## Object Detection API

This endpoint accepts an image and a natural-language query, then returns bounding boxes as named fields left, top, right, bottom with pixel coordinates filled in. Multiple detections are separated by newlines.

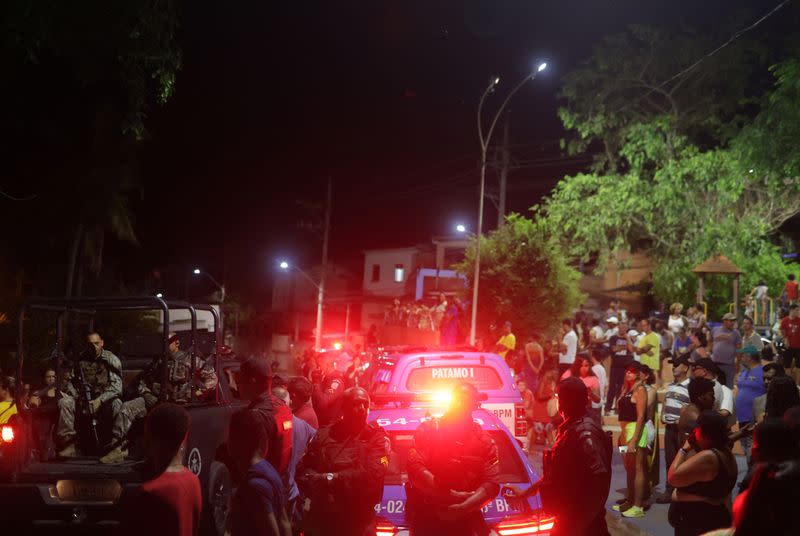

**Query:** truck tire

left=203, top=461, right=232, bottom=536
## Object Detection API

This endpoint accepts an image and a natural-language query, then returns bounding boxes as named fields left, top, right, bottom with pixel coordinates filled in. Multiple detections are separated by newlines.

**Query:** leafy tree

left=0, top=1, right=181, bottom=297
left=455, top=214, right=584, bottom=338
left=540, top=21, right=800, bottom=315
left=558, top=23, right=765, bottom=172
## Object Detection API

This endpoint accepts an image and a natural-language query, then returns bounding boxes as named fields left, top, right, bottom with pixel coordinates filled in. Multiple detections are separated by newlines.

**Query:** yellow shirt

left=638, top=332, right=661, bottom=370
left=497, top=333, right=517, bottom=359
left=0, top=401, right=17, bottom=424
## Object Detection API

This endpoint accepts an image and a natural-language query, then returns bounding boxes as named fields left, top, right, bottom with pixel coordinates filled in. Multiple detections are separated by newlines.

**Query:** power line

left=660, top=0, right=792, bottom=89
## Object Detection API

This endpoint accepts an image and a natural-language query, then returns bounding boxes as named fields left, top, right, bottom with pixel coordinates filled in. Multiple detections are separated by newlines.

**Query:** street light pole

left=193, top=268, right=226, bottom=303
left=316, top=178, right=332, bottom=353
left=280, top=263, right=324, bottom=350
left=469, top=64, right=547, bottom=347
left=278, top=180, right=332, bottom=353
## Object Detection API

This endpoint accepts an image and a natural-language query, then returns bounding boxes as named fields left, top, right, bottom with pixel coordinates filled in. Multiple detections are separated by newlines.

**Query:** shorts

left=783, top=348, right=800, bottom=368
left=624, top=421, right=653, bottom=450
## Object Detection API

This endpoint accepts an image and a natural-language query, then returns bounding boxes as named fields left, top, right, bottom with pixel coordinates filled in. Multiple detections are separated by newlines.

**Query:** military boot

left=58, top=442, right=77, bottom=458
left=99, top=444, right=128, bottom=464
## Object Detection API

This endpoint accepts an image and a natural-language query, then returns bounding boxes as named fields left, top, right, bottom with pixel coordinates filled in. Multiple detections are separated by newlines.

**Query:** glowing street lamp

left=155, top=293, right=164, bottom=298
left=470, top=61, right=548, bottom=346
left=455, top=223, right=467, bottom=233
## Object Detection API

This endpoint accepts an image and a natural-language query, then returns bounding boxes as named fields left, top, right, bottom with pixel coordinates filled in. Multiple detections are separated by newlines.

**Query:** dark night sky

left=129, top=0, right=775, bottom=303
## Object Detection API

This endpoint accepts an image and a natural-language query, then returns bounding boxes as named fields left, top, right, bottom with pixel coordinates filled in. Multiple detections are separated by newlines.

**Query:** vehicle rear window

left=385, top=431, right=528, bottom=485
left=405, top=366, right=504, bottom=391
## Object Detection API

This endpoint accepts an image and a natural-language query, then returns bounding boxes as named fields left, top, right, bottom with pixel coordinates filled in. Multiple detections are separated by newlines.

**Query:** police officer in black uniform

left=406, top=382, right=500, bottom=536
left=507, top=376, right=612, bottom=536
left=296, top=387, right=389, bottom=536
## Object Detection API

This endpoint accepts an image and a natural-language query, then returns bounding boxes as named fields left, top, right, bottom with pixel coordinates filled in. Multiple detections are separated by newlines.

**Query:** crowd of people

left=4, top=280, right=799, bottom=535
left=383, top=294, right=465, bottom=345
left=494, top=289, right=800, bottom=535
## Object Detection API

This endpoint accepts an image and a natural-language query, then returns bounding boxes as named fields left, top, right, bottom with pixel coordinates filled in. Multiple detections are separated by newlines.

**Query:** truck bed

left=18, top=458, right=143, bottom=484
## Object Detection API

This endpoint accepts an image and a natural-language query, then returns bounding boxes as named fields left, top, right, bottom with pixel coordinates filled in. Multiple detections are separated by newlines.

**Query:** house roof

left=691, top=255, right=743, bottom=275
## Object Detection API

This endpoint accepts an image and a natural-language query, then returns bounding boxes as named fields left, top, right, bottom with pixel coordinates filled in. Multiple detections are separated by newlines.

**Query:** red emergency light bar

left=370, top=392, right=488, bottom=406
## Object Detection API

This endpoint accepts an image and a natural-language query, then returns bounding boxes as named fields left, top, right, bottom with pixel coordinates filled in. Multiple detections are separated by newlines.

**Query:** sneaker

left=612, top=502, right=631, bottom=512
left=622, top=505, right=646, bottom=518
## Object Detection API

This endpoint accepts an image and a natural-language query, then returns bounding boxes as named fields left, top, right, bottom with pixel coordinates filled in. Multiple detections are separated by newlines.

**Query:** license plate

left=55, top=480, right=122, bottom=503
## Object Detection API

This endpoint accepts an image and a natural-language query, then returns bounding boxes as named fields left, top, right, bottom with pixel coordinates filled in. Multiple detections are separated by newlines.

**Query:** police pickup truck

left=0, top=297, right=242, bottom=533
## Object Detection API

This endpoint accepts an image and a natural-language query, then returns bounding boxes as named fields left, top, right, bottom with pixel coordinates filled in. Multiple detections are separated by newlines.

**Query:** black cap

left=240, top=358, right=271, bottom=382
left=669, top=355, right=691, bottom=368
left=692, top=357, right=718, bottom=375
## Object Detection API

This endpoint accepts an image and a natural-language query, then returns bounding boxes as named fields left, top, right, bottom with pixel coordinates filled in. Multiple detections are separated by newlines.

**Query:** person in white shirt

left=601, top=317, right=619, bottom=391
left=692, top=358, right=735, bottom=425
left=589, top=352, right=608, bottom=417
left=559, top=318, right=578, bottom=376
left=604, top=317, right=619, bottom=341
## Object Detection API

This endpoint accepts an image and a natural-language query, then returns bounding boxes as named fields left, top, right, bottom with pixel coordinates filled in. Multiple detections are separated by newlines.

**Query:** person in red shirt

left=785, top=274, right=799, bottom=305
left=516, top=377, right=534, bottom=450
left=288, top=376, right=319, bottom=429
left=780, top=304, right=800, bottom=384
left=122, top=403, right=202, bottom=536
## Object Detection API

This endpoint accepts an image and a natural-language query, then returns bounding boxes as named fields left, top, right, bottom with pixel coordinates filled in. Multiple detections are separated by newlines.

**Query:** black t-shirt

left=609, top=335, right=632, bottom=368
left=541, top=417, right=611, bottom=534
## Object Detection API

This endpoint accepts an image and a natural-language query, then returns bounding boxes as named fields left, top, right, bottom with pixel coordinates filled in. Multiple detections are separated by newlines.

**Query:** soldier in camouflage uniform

left=56, top=332, right=123, bottom=458
left=165, top=333, right=218, bottom=403
left=100, top=333, right=218, bottom=463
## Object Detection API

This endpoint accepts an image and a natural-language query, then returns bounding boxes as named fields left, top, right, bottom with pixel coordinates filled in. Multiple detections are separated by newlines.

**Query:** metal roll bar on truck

left=2, top=296, right=236, bottom=534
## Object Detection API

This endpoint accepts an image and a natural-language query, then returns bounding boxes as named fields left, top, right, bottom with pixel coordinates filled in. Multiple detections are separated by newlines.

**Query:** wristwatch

left=324, top=472, right=335, bottom=482
left=680, top=447, right=691, bottom=455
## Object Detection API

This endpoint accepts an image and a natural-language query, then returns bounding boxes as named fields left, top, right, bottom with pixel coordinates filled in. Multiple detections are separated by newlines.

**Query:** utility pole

left=497, top=114, right=510, bottom=228
left=315, top=177, right=332, bottom=352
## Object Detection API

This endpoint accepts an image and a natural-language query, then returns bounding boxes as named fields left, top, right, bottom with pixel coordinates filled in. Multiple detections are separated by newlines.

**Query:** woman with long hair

left=691, top=329, right=710, bottom=360
left=668, top=303, right=687, bottom=335
left=667, top=411, right=738, bottom=536
left=561, top=355, right=601, bottom=422
left=613, top=362, right=649, bottom=518
left=730, top=461, right=800, bottom=536
left=529, top=368, right=558, bottom=446
left=764, top=375, right=800, bottom=419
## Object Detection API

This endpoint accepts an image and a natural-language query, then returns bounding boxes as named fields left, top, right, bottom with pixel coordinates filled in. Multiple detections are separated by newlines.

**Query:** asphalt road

left=527, top=446, right=748, bottom=536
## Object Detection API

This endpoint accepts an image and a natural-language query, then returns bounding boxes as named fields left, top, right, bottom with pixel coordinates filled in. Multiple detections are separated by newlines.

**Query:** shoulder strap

left=709, top=448, right=726, bottom=477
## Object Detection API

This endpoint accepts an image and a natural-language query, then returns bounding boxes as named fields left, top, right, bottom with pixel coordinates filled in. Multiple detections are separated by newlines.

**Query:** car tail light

left=496, top=513, right=556, bottom=535
left=0, top=424, right=14, bottom=444
left=374, top=517, right=398, bottom=536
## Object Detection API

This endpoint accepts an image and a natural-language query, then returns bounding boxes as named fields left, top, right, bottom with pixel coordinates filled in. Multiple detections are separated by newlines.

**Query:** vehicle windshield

left=384, top=430, right=528, bottom=485
left=405, top=365, right=504, bottom=391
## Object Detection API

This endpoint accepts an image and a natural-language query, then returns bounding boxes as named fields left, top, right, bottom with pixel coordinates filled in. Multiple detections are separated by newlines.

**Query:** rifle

left=75, top=358, right=100, bottom=447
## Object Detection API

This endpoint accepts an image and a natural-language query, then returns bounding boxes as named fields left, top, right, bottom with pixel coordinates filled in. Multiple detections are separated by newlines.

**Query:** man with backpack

left=239, top=358, right=294, bottom=476
left=508, top=377, right=613, bottom=536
